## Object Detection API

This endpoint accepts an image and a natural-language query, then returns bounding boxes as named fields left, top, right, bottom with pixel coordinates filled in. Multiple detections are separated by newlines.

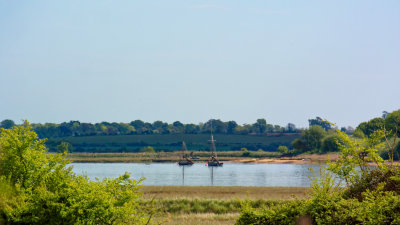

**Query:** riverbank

left=141, top=186, right=310, bottom=200
left=140, top=186, right=310, bottom=225
left=66, top=151, right=338, bottom=164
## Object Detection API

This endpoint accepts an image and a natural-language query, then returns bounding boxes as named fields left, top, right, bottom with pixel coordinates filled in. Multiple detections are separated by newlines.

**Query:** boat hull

left=207, top=161, right=223, bottom=167
left=178, top=161, right=194, bottom=166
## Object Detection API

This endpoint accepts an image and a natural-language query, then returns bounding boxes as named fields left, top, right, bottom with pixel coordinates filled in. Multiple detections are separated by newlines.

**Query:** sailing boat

left=178, top=132, right=194, bottom=166
left=207, top=120, right=223, bottom=167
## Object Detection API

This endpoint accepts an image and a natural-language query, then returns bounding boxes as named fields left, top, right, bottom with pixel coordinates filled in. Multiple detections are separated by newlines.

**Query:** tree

left=302, top=125, right=327, bottom=151
left=356, top=117, right=385, bottom=137
left=308, top=117, right=331, bottom=131
left=252, top=119, right=267, bottom=134
left=202, top=119, right=227, bottom=133
left=173, top=121, right=184, bottom=128
left=291, top=138, right=307, bottom=152
left=234, top=125, right=250, bottom=135
left=0, top=119, right=15, bottom=129
left=57, top=141, right=73, bottom=153
left=321, top=134, right=342, bottom=153
left=184, top=123, right=199, bottom=134
left=140, top=146, right=155, bottom=153
left=241, top=148, right=251, bottom=157
left=226, top=121, right=238, bottom=134
left=277, top=146, right=289, bottom=154
left=382, top=111, right=389, bottom=119
left=385, top=109, right=400, bottom=137
left=286, top=123, right=296, bottom=133
left=0, top=122, right=153, bottom=224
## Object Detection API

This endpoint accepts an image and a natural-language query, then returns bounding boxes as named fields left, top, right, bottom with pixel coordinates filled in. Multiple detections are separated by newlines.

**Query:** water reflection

left=71, top=163, right=322, bottom=187
left=210, top=167, right=214, bottom=186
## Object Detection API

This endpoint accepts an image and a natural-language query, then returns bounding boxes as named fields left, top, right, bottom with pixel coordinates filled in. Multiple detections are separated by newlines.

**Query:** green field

left=66, top=151, right=281, bottom=162
left=50, top=133, right=299, bottom=153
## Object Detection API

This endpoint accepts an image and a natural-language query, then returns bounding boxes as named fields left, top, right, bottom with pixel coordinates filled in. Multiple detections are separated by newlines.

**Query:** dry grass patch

left=141, top=186, right=310, bottom=200
left=155, top=213, right=239, bottom=225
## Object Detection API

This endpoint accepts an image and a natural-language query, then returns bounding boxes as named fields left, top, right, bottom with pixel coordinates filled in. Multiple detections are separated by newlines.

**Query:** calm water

left=71, top=163, right=322, bottom=187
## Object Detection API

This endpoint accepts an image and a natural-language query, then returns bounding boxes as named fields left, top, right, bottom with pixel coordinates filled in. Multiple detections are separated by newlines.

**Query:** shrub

left=237, top=128, right=400, bottom=224
left=0, top=122, right=153, bottom=224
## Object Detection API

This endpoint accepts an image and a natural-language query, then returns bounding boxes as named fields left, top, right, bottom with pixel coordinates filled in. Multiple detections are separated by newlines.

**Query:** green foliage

left=0, top=119, right=15, bottom=129
left=321, top=134, right=342, bottom=153
left=302, top=125, right=327, bottom=151
left=277, top=146, right=289, bottom=154
left=140, top=146, right=155, bottom=153
left=327, top=130, right=385, bottom=186
left=289, top=125, right=328, bottom=154
left=385, top=109, right=400, bottom=137
left=241, top=148, right=251, bottom=157
left=352, top=128, right=365, bottom=138
left=57, top=141, right=73, bottom=153
left=237, top=127, right=400, bottom=224
left=291, top=138, right=307, bottom=152
left=308, top=117, right=332, bottom=131
left=356, top=117, right=385, bottom=137
left=0, top=122, right=153, bottom=224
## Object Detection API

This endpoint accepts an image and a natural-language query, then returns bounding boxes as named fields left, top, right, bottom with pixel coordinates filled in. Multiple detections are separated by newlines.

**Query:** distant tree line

left=0, top=119, right=301, bottom=139
left=286, top=110, right=400, bottom=155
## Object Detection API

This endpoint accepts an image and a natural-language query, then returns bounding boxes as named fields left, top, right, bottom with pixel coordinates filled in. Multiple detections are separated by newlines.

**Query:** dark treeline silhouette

left=0, top=119, right=301, bottom=139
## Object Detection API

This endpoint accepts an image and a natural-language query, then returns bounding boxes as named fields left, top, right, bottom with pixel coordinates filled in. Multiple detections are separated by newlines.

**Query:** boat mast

left=210, top=120, right=217, bottom=158
left=181, top=127, right=186, bottom=159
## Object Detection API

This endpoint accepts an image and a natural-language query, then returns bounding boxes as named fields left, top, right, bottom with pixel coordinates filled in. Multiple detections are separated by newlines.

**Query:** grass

left=140, top=186, right=310, bottom=224
left=154, top=213, right=239, bottom=225
left=141, top=186, right=310, bottom=200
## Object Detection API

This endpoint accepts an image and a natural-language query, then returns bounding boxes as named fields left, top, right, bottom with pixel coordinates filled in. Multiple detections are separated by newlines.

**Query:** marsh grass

left=141, top=186, right=310, bottom=200
left=139, top=186, right=309, bottom=224
left=139, top=185, right=310, bottom=224
left=154, top=213, right=239, bottom=225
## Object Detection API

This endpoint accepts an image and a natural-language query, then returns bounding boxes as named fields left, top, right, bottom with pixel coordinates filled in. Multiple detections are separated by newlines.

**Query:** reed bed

left=141, top=186, right=310, bottom=200
left=154, top=213, right=239, bottom=225
left=142, top=186, right=310, bottom=224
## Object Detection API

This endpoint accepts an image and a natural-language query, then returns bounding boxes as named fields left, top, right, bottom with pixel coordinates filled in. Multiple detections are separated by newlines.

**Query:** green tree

left=173, top=121, right=184, bottom=128
left=302, top=125, right=327, bottom=151
left=140, top=146, right=155, bottom=153
left=0, top=119, right=15, bottom=129
left=321, top=134, right=342, bottom=153
left=291, top=138, right=307, bottom=152
left=0, top=122, right=153, bottom=224
left=252, top=119, right=267, bottom=134
left=385, top=109, right=400, bottom=137
left=57, top=141, right=73, bottom=153
left=234, top=124, right=251, bottom=135
left=241, top=148, right=251, bottom=157
left=356, top=117, right=385, bottom=137
left=226, top=121, right=238, bottom=134
left=277, top=146, right=289, bottom=154
left=308, top=117, right=331, bottom=131
left=286, top=123, right=296, bottom=133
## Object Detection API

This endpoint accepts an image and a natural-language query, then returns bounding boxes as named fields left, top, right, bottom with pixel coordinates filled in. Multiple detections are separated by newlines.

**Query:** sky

left=0, top=0, right=399, bottom=128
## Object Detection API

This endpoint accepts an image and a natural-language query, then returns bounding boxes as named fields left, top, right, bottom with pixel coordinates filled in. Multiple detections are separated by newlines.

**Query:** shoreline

left=67, top=152, right=339, bottom=164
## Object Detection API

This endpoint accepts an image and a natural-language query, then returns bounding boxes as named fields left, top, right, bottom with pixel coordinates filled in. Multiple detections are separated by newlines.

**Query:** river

left=71, top=162, right=323, bottom=187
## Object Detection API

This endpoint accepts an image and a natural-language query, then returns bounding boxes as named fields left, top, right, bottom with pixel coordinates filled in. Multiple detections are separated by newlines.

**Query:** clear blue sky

left=1, top=0, right=399, bottom=128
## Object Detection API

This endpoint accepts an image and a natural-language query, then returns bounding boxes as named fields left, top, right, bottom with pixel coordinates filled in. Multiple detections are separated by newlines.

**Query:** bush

left=237, top=129, right=400, bottom=224
left=241, top=148, right=251, bottom=157
left=0, top=122, right=154, bottom=224
left=321, top=134, right=342, bottom=153
left=277, top=146, right=289, bottom=154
